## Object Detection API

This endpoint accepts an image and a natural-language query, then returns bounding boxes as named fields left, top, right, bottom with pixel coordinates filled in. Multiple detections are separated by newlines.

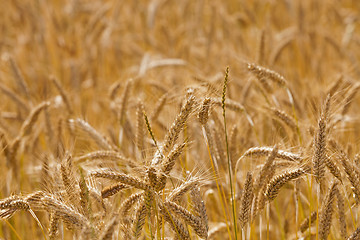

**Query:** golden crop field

left=0, top=0, right=360, bottom=239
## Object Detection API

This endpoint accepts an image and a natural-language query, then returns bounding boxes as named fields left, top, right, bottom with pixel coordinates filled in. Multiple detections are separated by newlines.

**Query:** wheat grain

left=300, top=211, right=317, bottom=233
left=167, top=177, right=199, bottom=202
left=190, top=185, right=208, bottom=232
left=163, top=95, right=195, bottom=154
left=239, top=172, right=253, bottom=228
left=270, top=108, right=297, bottom=131
left=165, top=200, right=208, bottom=238
left=240, top=146, right=302, bottom=162
left=348, top=227, right=360, bottom=240
left=247, top=63, right=287, bottom=87
left=159, top=204, right=190, bottom=240
left=101, top=183, right=128, bottom=198
left=265, top=167, right=306, bottom=201
left=335, top=187, right=347, bottom=239
left=133, top=202, right=147, bottom=238
left=318, top=181, right=337, bottom=240
left=254, top=145, right=278, bottom=191
left=198, top=97, right=211, bottom=125
left=61, top=153, right=79, bottom=207
left=135, top=101, right=145, bottom=159
left=337, top=152, right=360, bottom=203
left=120, top=192, right=144, bottom=222
left=118, top=79, right=133, bottom=125
left=90, top=170, right=151, bottom=191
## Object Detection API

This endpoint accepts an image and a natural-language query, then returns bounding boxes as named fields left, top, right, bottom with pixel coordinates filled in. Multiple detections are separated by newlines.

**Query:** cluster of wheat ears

left=1, top=0, right=360, bottom=239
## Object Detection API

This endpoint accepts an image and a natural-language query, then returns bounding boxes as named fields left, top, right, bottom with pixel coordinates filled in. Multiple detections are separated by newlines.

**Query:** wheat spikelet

left=118, top=79, right=133, bottom=124
left=300, top=211, right=317, bottom=233
left=90, top=170, right=151, bottom=191
left=270, top=107, right=297, bottom=131
left=163, top=95, right=195, bottom=154
left=159, top=204, right=190, bottom=240
left=143, top=189, right=153, bottom=214
left=348, top=227, right=360, bottom=240
left=101, top=183, right=128, bottom=198
left=165, top=200, right=208, bottom=239
left=338, top=152, right=360, bottom=203
left=0, top=197, right=29, bottom=219
left=212, top=127, right=226, bottom=167
left=60, top=153, right=79, bottom=207
left=335, top=187, right=347, bottom=239
left=162, top=142, right=186, bottom=175
left=247, top=63, right=287, bottom=87
left=241, top=146, right=302, bottom=162
left=318, top=181, right=338, bottom=240
left=79, top=172, right=91, bottom=217
left=239, top=172, right=254, bottom=229
left=143, top=109, right=160, bottom=154
left=264, top=167, right=306, bottom=201
left=135, top=101, right=145, bottom=159
left=313, top=115, right=327, bottom=184
left=211, top=97, right=245, bottom=113
left=190, top=185, right=208, bottom=233
left=49, top=212, right=60, bottom=240
left=41, top=194, right=93, bottom=233
left=229, top=125, right=238, bottom=162
left=119, top=192, right=144, bottom=223
left=157, top=142, right=186, bottom=190
left=202, top=123, right=219, bottom=171
left=167, top=177, right=199, bottom=202
left=56, top=118, right=65, bottom=158
left=324, top=155, right=342, bottom=183
left=252, top=174, right=274, bottom=220
left=254, top=145, right=278, bottom=191
left=147, top=167, right=158, bottom=189
left=198, top=97, right=211, bottom=125
left=0, top=192, right=44, bottom=218
left=119, top=222, right=133, bottom=239
left=133, top=202, right=147, bottom=239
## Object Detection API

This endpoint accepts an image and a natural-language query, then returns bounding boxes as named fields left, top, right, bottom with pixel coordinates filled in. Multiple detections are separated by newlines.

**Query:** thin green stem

left=222, top=66, right=238, bottom=239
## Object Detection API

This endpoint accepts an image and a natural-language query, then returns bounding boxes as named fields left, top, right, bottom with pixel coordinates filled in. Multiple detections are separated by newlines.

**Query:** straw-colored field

left=0, top=0, right=360, bottom=239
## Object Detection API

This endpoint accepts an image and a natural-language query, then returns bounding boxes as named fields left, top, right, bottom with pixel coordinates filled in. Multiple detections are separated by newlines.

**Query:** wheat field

left=0, top=0, right=360, bottom=239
